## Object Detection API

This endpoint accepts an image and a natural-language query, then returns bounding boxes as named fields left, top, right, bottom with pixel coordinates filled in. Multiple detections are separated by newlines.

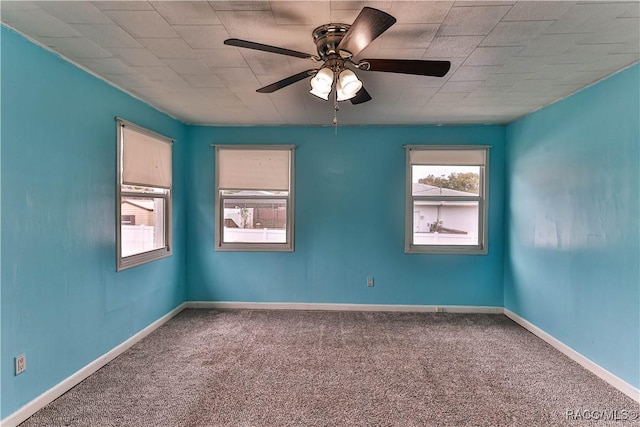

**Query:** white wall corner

left=504, top=308, right=640, bottom=403
left=1, top=303, right=188, bottom=427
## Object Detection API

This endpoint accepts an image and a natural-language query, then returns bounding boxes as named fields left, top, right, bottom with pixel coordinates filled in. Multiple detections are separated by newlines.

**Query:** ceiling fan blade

left=224, top=38, right=315, bottom=60
left=350, top=87, right=372, bottom=105
left=337, top=7, right=396, bottom=58
left=256, top=70, right=317, bottom=93
left=360, top=59, right=451, bottom=77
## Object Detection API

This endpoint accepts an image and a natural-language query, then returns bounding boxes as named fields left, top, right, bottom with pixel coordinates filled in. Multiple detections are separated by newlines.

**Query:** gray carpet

left=20, top=309, right=639, bottom=426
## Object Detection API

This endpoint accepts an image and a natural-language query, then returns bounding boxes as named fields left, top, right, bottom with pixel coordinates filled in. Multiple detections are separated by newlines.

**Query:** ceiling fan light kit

left=224, top=6, right=452, bottom=121
left=309, top=67, right=363, bottom=102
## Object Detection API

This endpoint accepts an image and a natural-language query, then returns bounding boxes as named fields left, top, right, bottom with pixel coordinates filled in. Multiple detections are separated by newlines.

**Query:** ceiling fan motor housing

left=313, top=24, right=351, bottom=60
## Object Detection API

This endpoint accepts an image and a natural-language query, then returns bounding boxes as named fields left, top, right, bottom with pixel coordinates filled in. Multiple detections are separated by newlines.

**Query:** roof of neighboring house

left=412, top=183, right=477, bottom=197
left=122, top=200, right=154, bottom=211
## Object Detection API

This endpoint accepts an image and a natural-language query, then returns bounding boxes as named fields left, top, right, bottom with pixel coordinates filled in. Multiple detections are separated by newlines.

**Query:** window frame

left=214, top=145, right=295, bottom=252
left=405, top=145, right=490, bottom=255
left=116, top=118, right=173, bottom=271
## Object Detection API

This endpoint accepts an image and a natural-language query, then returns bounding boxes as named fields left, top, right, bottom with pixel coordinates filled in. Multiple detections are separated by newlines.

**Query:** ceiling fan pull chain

left=333, top=70, right=340, bottom=133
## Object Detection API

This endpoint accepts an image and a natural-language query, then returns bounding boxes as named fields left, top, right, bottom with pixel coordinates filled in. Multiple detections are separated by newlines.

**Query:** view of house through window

left=406, top=147, right=488, bottom=254
left=215, top=146, right=294, bottom=251
left=412, top=165, right=480, bottom=246
left=221, top=192, right=287, bottom=243
left=120, top=190, right=167, bottom=257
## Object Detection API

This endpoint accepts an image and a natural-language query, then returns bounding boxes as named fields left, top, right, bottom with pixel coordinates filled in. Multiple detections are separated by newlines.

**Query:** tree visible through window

left=418, top=172, right=479, bottom=193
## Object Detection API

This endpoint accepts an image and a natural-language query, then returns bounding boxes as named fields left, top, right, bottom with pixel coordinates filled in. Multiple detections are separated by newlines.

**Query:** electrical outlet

left=15, top=354, right=26, bottom=375
left=367, top=277, right=374, bottom=287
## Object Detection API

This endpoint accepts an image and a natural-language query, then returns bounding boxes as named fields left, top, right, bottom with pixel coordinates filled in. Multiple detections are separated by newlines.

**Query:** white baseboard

left=187, top=301, right=504, bottom=314
left=1, top=303, right=188, bottom=427
left=504, top=309, right=640, bottom=403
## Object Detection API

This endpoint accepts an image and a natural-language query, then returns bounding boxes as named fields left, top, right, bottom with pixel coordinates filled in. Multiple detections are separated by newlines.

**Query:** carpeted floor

left=20, top=309, right=639, bottom=426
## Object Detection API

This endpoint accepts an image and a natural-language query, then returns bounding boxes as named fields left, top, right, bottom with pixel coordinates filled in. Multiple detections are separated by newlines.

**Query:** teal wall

left=1, top=27, right=187, bottom=418
left=186, top=125, right=506, bottom=306
left=504, top=63, right=640, bottom=389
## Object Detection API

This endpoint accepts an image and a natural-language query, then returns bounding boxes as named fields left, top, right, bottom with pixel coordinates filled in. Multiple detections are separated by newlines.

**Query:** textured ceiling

left=2, top=1, right=639, bottom=125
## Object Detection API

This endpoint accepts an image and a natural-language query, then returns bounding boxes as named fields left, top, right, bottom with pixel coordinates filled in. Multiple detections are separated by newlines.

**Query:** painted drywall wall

left=505, top=64, right=640, bottom=389
left=186, top=125, right=506, bottom=306
left=1, top=26, right=187, bottom=418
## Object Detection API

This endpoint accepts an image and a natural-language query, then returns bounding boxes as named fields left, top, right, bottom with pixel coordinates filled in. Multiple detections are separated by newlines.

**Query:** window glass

left=412, top=166, right=480, bottom=196
left=120, top=195, right=167, bottom=257
left=222, top=198, right=288, bottom=243
left=412, top=201, right=479, bottom=246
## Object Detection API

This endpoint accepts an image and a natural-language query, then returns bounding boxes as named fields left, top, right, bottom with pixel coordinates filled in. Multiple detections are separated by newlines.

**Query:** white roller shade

left=122, top=125, right=172, bottom=188
left=218, top=148, right=290, bottom=191
left=410, top=148, right=486, bottom=166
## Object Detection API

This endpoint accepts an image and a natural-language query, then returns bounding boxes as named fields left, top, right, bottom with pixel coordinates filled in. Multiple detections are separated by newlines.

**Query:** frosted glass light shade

left=336, top=69, right=362, bottom=101
left=310, top=87, right=330, bottom=100
left=309, top=68, right=333, bottom=100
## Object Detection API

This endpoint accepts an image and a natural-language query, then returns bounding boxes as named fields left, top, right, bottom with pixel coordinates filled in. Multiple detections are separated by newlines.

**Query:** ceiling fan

left=224, top=7, right=451, bottom=105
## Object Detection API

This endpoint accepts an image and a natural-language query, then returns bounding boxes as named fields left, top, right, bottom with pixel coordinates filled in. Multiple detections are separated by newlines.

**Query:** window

left=215, top=145, right=294, bottom=251
left=405, top=146, right=489, bottom=254
left=116, top=118, right=172, bottom=270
